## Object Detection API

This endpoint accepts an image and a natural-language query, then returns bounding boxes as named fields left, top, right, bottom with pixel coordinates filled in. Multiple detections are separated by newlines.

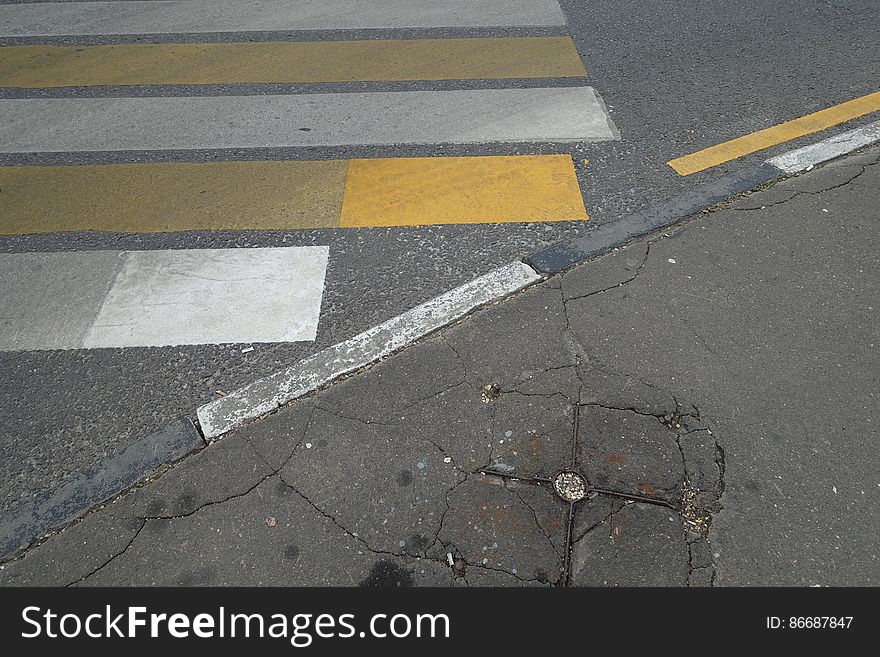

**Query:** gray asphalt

left=1, top=0, right=878, bottom=517
left=3, top=148, right=876, bottom=584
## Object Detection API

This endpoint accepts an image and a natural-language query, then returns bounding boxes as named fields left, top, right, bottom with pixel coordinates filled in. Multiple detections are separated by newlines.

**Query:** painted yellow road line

left=0, top=37, right=586, bottom=88
left=0, top=161, right=348, bottom=234
left=1, top=155, right=588, bottom=235
left=339, top=154, right=587, bottom=228
left=668, top=91, right=880, bottom=176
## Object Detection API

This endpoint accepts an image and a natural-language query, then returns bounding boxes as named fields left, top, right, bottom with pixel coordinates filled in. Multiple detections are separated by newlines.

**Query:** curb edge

left=4, top=120, right=877, bottom=562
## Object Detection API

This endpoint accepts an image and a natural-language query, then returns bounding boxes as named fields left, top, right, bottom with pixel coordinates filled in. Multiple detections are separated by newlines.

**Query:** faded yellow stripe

left=0, top=37, right=586, bottom=87
left=1, top=155, right=589, bottom=235
left=339, top=154, right=587, bottom=228
left=668, top=91, right=880, bottom=176
left=0, top=161, right=347, bottom=235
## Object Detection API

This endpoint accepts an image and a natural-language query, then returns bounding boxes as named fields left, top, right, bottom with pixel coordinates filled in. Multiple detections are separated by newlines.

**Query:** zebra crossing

left=0, top=87, right=614, bottom=151
left=0, top=0, right=617, bottom=350
left=0, top=0, right=567, bottom=35
left=1, top=155, right=588, bottom=235
left=0, top=247, right=329, bottom=350
left=0, top=36, right=586, bottom=86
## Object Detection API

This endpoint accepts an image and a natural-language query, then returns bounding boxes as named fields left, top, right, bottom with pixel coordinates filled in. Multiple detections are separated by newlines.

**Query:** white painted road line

left=197, top=260, right=542, bottom=438
left=0, top=87, right=617, bottom=153
left=0, top=0, right=565, bottom=37
left=0, top=247, right=329, bottom=350
left=766, top=120, right=880, bottom=173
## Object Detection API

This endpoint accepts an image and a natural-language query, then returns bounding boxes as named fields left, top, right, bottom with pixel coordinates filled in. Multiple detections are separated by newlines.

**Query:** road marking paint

left=0, top=87, right=616, bottom=153
left=0, top=161, right=347, bottom=235
left=197, top=260, right=542, bottom=438
left=0, top=0, right=566, bottom=37
left=0, top=251, right=123, bottom=350
left=1, top=155, right=588, bottom=235
left=340, top=154, right=587, bottom=227
left=0, top=37, right=586, bottom=87
left=0, top=247, right=329, bottom=350
left=668, top=91, right=880, bottom=175
left=767, top=119, right=880, bottom=173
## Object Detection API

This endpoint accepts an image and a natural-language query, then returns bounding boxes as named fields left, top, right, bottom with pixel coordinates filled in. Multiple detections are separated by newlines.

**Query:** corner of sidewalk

left=2, top=143, right=877, bottom=586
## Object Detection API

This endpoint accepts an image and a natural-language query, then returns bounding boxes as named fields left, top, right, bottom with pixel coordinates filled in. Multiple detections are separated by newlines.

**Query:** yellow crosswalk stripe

left=0, top=155, right=587, bottom=235
left=668, top=91, right=880, bottom=175
left=0, top=37, right=586, bottom=87
left=0, top=161, right=348, bottom=234
left=339, top=155, right=587, bottom=227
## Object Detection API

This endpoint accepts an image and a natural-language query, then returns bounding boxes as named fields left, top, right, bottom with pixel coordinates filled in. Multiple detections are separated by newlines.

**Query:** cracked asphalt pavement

left=2, top=147, right=878, bottom=586
left=4, top=0, right=879, bottom=523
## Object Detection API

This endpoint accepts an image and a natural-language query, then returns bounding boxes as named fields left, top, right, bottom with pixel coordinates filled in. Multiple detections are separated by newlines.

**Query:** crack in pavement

left=501, top=479, right=565, bottom=562
left=244, top=422, right=471, bottom=571
left=140, top=473, right=276, bottom=523
left=312, top=404, right=401, bottom=428
left=64, top=518, right=146, bottom=588
left=561, top=242, right=653, bottom=304
left=714, top=438, right=727, bottom=502
left=438, top=334, right=470, bottom=383
left=675, top=314, right=725, bottom=361
left=556, top=246, right=660, bottom=386
left=580, top=401, right=702, bottom=432
left=419, top=436, right=470, bottom=476
left=731, top=161, right=876, bottom=212
left=427, top=475, right=471, bottom=557
left=278, top=473, right=408, bottom=560
left=280, top=471, right=537, bottom=585
left=68, top=468, right=277, bottom=585
left=238, top=400, right=318, bottom=474
left=572, top=500, right=619, bottom=544
left=504, top=364, right=581, bottom=400
left=495, top=388, right=575, bottom=403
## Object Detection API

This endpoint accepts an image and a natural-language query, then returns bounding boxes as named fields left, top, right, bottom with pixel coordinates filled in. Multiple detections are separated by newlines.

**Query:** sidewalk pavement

left=2, top=147, right=878, bottom=587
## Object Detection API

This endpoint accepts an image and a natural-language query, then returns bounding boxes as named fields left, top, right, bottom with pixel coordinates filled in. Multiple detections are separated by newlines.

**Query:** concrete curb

left=530, top=118, right=880, bottom=274
left=3, top=120, right=877, bottom=562
left=527, top=162, right=780, bottom=273
left=767, top=119, right=880, bottom=173
left=197, top=260, right=542, bottom=438
left=0, top=418, right=203, bottom=560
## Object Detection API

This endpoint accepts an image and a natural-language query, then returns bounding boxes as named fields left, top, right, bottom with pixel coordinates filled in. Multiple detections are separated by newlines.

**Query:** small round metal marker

left=554, top=471, right=588, bottom=502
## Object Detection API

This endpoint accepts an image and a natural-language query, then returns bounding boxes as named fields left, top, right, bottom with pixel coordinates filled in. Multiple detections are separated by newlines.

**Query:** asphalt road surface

left=1, top=0, right=878, bottom=515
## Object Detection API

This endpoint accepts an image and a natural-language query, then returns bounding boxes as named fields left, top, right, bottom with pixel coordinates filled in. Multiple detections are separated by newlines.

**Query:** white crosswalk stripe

left=0, top=0, right=566, bottom=36
left=0, top=1, right=614, bottom=351
left=0, top=88, right=615, bottom=153
left=0, top=248, right=330, bottom=349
